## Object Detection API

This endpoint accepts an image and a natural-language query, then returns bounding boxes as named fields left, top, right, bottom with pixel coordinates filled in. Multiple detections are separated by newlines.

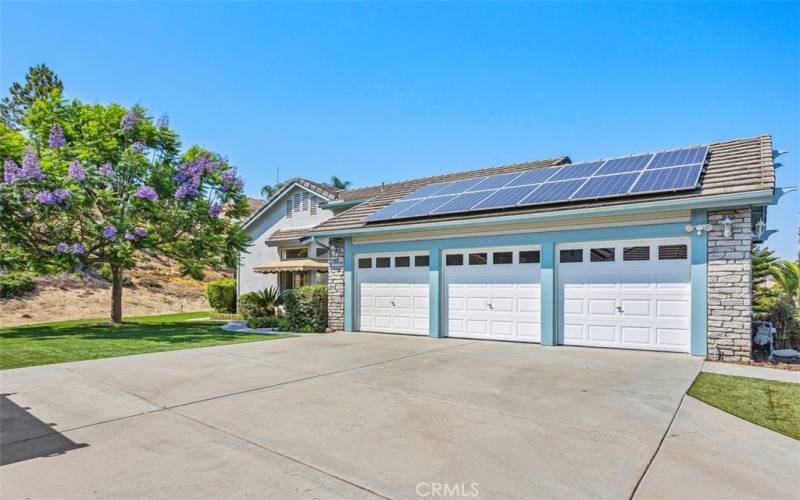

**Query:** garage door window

left=559, top=249, right=583, bottom=263
left=469, top=253, right=488, bottom=265
left=395, top=256, right=410, bottom=267
left=376, top=257, right=391, bottom=268
left=493, top=251, right=513, bottom=264
left=415, top=255, right=429, bottom=267
left=590, top=248, right=615, bottom=262
left=446, top=254, right=464, bottom=266
left=358, top=258, right=372, bottom=269
left=658, top=244, right=688, bottom=260
left=623, top=246, right=650, bottom=261
left=519, top=250, right=540, bottom=264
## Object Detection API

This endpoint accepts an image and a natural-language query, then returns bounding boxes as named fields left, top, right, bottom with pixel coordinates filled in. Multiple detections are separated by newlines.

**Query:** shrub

left=238, top=287, right=284, bottom=320
left=247, top=315, right=280, bottom=329
left=0, top=272, right=36, bottom=299
left=283, top=284, right=327, bottom=333
left=207, top=279, right=236, bottom=313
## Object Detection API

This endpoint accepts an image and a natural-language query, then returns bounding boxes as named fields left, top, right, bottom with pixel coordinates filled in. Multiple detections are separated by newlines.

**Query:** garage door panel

left=445, top=246, right=542, bottom=343
left=558, top=239, right=690, bottom=353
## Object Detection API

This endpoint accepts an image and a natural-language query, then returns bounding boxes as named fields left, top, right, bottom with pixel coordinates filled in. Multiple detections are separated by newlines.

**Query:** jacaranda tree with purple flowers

left=0, top=93, right=249, bottom=323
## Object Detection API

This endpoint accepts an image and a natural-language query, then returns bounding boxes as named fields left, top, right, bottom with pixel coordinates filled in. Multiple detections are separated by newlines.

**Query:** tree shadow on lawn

left=0, top=321, right=261, bottom=345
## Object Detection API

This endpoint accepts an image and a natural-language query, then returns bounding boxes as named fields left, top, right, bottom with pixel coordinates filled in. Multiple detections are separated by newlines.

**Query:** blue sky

left=2, top=2, right=798, bottom=257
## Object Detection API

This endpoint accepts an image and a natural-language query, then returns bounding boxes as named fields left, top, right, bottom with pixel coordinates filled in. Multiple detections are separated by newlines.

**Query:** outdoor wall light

left=684, top=223, right=713, bottom=236
left=753, top=218, right=766, bottom=237
left=722, top=216, right=733, bottom=237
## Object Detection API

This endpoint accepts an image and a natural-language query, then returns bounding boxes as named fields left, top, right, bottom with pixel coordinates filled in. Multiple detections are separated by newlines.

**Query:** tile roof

left=310, top=135, right=775, bottom=234
left=265, top=227, right=313, bottom=245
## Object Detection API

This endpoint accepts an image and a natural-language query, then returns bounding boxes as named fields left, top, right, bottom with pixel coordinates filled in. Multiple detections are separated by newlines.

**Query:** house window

left=469, top=253, right=488, bottom=265
left=415, top=255, right=430, bottom=267
left=395, top=256, right=410, bottom=267
left=519, top=250, right=540, bottom=264
left=590, top=248, right=615, bottom=262
left=376, top=257, right=391, bottom=268
left=446, top=254, right=464, bottom=266
left=659, top=244, right=688, bottom=260
left=559, top=249, right=583, bottom=263
left=623, top=246, right=650, bottom=261
left=315, top=247, right=329, bottom=258
left=358, top=258, right=372, bottom=269
left=283, top=248, right=308, bottom=260
left=493, top=252, right=513, bottom=264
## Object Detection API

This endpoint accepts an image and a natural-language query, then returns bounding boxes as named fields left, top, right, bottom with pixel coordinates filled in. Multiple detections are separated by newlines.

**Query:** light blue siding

left=540, top=242, right=556, bottom=346
left=428, top=250, right=442, bottom=338
left=690, top=210, right=708, bottom=356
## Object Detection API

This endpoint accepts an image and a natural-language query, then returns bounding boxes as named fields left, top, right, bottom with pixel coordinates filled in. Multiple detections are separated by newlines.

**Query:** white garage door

left=445, top=247, right=541, bottom=342
left=356, top=253, right=430, bottom=335
left=557, top=239, right=691, bottom=352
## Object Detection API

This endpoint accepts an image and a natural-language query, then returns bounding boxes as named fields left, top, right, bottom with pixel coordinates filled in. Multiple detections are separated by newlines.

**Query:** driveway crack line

left=169, top=407, right=391, bottom=500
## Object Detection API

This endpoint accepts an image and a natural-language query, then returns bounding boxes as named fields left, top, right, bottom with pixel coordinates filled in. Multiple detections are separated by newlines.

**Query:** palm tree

left=260, top=182, right=285, bottom=199
left=770, top=259, right=800, bottom=306
left=330, top=176, right=351, bottom=190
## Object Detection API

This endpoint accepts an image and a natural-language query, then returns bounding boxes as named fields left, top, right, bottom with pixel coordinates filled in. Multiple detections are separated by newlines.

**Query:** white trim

left=241, top=183, right=335, bottom=231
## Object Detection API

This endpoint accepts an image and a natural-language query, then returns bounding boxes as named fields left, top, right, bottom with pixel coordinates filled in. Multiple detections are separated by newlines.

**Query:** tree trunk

left=111, top=265, right=123, bottom=324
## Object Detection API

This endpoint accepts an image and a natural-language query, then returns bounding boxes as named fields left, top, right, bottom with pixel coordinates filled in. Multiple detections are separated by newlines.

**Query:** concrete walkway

left=635, top=396, right=800, bottom=500
left=703, top=361, right=800, bottom=384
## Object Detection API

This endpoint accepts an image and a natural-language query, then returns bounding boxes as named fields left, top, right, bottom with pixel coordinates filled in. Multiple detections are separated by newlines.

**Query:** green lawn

left=688, top=372, right=800, bottom=440
left=0, top=311, right=287, bottom=370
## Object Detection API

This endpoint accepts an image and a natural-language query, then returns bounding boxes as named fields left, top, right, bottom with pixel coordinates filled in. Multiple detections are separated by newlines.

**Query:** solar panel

left=520, top=179, right=585, bottom=205
left=595, top=154, right=653, bottom=175
left=432, top=191, right=494, bottom=214
left=548, top=161, right=604, bottom=181
left=466, top=172, right=520, bottom=191
left=366, top=199, right=423, bottom=221
left=647, top=146, right=708, bottom=169
left=630, top=164, right=703, bottom=193
left=474, top=186, right=539, bottom=209
left=404, top=182, right=455, bottom=200
left=393, top=195, right=458, bottom=217
left=571, top=172, right=639, bottom=200
left=365, top=144, right=708, bottom=222
left=433, top=177, right=487, bottom=196
left=505, top=167, right=562, bottom=187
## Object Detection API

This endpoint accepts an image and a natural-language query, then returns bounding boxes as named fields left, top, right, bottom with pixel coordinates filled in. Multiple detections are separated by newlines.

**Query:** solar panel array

left=367, top=145, right=708, bottom=222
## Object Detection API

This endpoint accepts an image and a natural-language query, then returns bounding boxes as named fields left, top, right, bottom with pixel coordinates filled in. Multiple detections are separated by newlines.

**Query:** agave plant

left=254, top=286, right=285, bottom=316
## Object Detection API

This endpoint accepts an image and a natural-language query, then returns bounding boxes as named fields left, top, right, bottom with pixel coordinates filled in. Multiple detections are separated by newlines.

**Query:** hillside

left=0, top=255, right=229, bottom=327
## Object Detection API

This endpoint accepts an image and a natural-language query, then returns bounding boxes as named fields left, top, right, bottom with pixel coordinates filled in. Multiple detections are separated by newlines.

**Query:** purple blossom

left=99, top=162, right=114, bottom=176
left=49, top=124, right=66, bottom=148
left=134, top=185, right=158, bottom=201
left=22, top=190, right=33, bottom=201
left=156, top=114, right=169, bottom=129
left=121, top=110, right=139, bottom=131
left=68, top=160, right=86, bottom=181
left=208, top=203, right=223, bottom=219
left=72, top=243, right=85, bottom=254
left=36, top=191, right=57, bottom=205
left=53, top=188, right=71, bottom=203
left=220, top=168, right=243, bottom=192
left=175, top=182, right=200, bottom=199
left=131, top=141, right=147, bottom=154
left=133, top=228, right=147, bottom=237
left=103, top=226, right=118, bottom=241
left=20, top=148, right=43, bottom=180
left=56, top=243, right=69, bottom=253
left=3, top=159, right=18, bottom=184
left=74, top=262, right=84, bottom=272
left=124, top=232, right=135, bottom=241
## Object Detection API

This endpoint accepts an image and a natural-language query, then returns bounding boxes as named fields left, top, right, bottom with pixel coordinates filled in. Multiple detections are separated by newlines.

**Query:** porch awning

left=252, top=259, right=329, bottom=274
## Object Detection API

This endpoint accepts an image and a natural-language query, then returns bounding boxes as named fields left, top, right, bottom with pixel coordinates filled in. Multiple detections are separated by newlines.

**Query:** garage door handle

left=617, top=307, right=624, bottom=314
left=391, top=301, right=396, bottom=307
left=488, top=303, right=493, bottom=310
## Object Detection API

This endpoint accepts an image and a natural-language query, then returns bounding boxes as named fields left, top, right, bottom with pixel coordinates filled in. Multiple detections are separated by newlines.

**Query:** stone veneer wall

left=707, top=208, right=752, bottom=361
left=327, top=237, right=345, bottom=332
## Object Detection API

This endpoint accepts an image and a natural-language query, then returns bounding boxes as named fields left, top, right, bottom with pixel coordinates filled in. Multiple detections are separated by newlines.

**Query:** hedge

left=283, top=284, right=328, bottom=333
left=206, top=279, right=236, bottom=313
left=0, top=272, right=36, bottom=299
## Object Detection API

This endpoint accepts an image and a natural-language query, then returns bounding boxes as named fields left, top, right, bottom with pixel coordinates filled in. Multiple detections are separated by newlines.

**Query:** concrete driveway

left=1, top=333, right=709, bottom=498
